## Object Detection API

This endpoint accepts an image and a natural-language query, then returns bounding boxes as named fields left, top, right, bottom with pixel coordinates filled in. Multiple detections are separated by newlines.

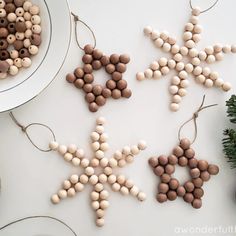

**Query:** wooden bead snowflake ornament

left=149, top=138, right=219, bottom=209
left=137, top=5, right=233, bottom=112
left=49, top=117, right=147, bottom=227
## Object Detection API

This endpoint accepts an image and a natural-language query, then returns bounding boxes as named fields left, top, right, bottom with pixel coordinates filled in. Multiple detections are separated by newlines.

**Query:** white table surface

left=0, top=0, right=236, bottom=235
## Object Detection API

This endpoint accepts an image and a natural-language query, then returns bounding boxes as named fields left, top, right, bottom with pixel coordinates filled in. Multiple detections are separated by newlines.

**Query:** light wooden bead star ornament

left=49, top=117, right=147, bottom=227
left=137, top=3, right=233, bottom=112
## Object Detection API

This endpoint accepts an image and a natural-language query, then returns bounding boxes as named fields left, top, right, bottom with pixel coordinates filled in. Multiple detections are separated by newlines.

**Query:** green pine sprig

left=223, top=95, right=236, bottom=168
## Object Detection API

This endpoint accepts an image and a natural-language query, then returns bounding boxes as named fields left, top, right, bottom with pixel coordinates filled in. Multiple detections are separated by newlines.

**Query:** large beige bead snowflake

left=49, top=117, right=147, bottom=227
left=137, top=7, right=233, bottom=111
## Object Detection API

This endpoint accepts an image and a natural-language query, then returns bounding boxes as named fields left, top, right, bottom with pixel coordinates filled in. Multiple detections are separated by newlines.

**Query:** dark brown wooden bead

left=156, top=193, right=167, bottom=203
left=193, top=188, right=204, bottom=199
left=102, top=88, right=111, bottom=98
left=197, top=160, right=208, bottom=171
left=19, top=48, right=30, bottom=58
left=119, top=54, right=130, bottom=64
left=192, top=199, right=202, bottom=209
left=14, top=0, right=25, bottom=7
left=0, top=18, right=8, bottom=27
left=167, top=190, right=177, bottom=201
left=74, top=79, right=84, bottom=88
left=121, top=88, right=132, bottom=98
left=7, top=22, right=15, bottom=33
left=169, top=178, right=179, bottom=190
left=5, top=3, right=16, bottom=13
left=84, top=74, right=94, bottom=83
left=188, top=158, right=198, bottom=168
left=180, top=138, right=191, bottom=150
left=200, top=171, right=210, bottom=182
left=178, top=156, right=188, bottom=166
left=173, top=146, right=184, bottom=157
left=106, top=79, right=116, bottom=90
left=0, top=28, right=8, bottom=38
left=161, top=173, right=171, bottom=183
left=183, top=193, right=194, bottom=203
left=158, top=155, right=168, bottom=166
left=158, top=183, right=169, bottom=194
left=84, top=44, right=94, bottom=54
left=116, top=63, right=126, bottom=73
left=92, top=49, right=103, bottom=60
left=85, top=93, right=95, bottom=103
left=13, top=40, right=24, bottom=50
left=100, top=55, right=110, bottom=66
left=105, top=64, right=115, bottom=74
left=96, top=95, right=106, bottom=106
left=154, top=166, right=164, bottom=176
left=0, top=39, right=8, bottom=49
left=82, top=54, right=93, bottom=64
left=207, top=164, right=219, bottom=175
left=74, top=67, right=84, bottom=78
left=190, top=168, right=200, bottom=179
left=168, top=155, right=178, bottom=165
left=0, top=50, right=9, bottom=60
left=184, top=181, right=195, bottom=192
left=176, top=186, right=186, bottom=197
left=185, top=148, right=195, bottom=159
left=83, top=84, right=93, bottom=93
left=165, top=164, right=175, bottom=175
left=111, top=89, right=121, bottom=99
left=66, top=73, right=76, bottom=83
left=89, top=102, right=99, bottom=112
left=93, top=85, right=103, bottom=96
left=83, top=64, right=93, bottom=74
left=15, top=21, right=26, bottom=32
left=0, top=60, right=10, bottom=73
left=148, top=157, right=158, bottom=168
left=116, top=79, right=127, bottom=90
left=5, top=0, right=14, bottom=3
left=112, top=71, right=122, bottom=81
left=192, top=178, right=203, bottom=188
left=92, top=60, right=102, bottom=70
left=110, top=54, right=120, bottom=64
left=30, top=34, right=41, bottom=46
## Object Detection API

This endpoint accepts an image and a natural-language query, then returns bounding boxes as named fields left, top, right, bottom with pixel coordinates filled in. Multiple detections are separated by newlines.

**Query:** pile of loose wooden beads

left=137, top=6, right=233, bottom=112
left=149, top=138, right=219, bottom=209
left=49, top=117, right=147, bottom=227
left=66, top=44, right=132, bottom=112
left=0, top=0, right=41, bottom=79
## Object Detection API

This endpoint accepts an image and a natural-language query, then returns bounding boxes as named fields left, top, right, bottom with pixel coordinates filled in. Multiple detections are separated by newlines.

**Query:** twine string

left=71, top=12, right=97, bottom=50
left=9, top=112, right=56, bottom=153
left=0, top=215, right=77, bottom=236
left=178, top=95, right=217, bottom=144
left=189, top=0, right=219, bottom=14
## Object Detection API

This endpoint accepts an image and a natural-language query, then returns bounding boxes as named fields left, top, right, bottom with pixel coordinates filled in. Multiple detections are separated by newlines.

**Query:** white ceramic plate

left=0, top=0, right=71, bottom=112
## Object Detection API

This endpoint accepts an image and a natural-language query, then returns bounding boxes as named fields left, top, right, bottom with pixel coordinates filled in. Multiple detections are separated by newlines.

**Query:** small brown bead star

left=66, top=44, right=132, bottom=112
left=149, top=138, right=219, bottom=209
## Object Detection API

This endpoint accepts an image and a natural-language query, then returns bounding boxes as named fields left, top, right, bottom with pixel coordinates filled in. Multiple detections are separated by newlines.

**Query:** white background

left=0, top=0, right=236, bottom=235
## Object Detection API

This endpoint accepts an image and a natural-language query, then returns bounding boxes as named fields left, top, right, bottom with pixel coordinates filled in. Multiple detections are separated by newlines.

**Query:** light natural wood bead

left=58, top=145, right=67, bottom=155
left=215, top=78, right=224, bottom=87
left=32, top=24, right=42, bottom=34
left=7, top=12, right=17, bottom=22
left=67, top=188, right=76, bottom=197
left=183, top=31, right=192, bottom=41
left=158, top=57, right=168, bottom=66
left=205, top=46, right=214, bottom=55
left=16, top=32, right=25, bottom=40
left=51, top=194, right=60, bottom=204
left=209, top=72, right=219, bottom=80
left=23, top=38, right=31, bottom=48
left=14, top=58, right=22, bottom=68
left=91, top=201, right=100, bottom=210
left=215, top=52, right=224, bottom=61
left=9, top=65, right=18, bottom=75
left=29, top=45, right=39, bottom=55
left=25, top=20, right=32, bottom=29
left=137, top=192, right=146, bottom=201
left=153, top=70, right=162, bottom=79
left=117, top=175, right=126, bottom=185
left=171, top=45, right=180, bottom=54
left=95, top=150, right=104, bottom=159
left=189, top=48, right=198, bottom=58
left=109, top=158, right=117, bottom=168
left=172, top=94, right=182, bottom=103
left=171, top=76, right=180, bottom=85
left=49, top=141, right=59, bottom=150
left=108, top=175, right=116, bottom=184
left=90, top=158, right=99, bottom=167
left=154, top=38, right=164, bottom=47
left=144, top=68, right=153, bottom=78
left=190, top=16, right=199, bottom=25
left=206, top=55, right=215, bottom=64
left=193, top=66, right=202, bottom=76
left=161, top=66, right=169, bottom=75
left=70, top=175, right=79, bottom=184
left=169, top=85, right=179, bottom=94
left=179, top=70, right=188, bottom=79
left=163, top=43, right=171, bottom=52
left=64, top=153, right=73, bottom=162
left=104, top=167, right=112, bottom=176
left=96, top=218, right=105, bottom=227
left=125, top=179, right=134, bottom=188
left=6, top=59, right=13, bottom=66
left=95, top=125, right=104, bottom=134
left=114, top=150, right=122, bottom=160
left=96, top=209, right=105, bottom=218
left=202, top=67, right=211, bottom=76
left=85, top=167, right=94, bottom=176
left=75, top=182, right=84, bottom=192
left=185, top=63, right=194, bottom=73
left=170, top=103, right=179, bottom=112
left=192, top=33, right=201, bottom=43
left=0, top=73, right=7, bottom=79
left=75, top=149, right=84, bottom=158
left=168, top=37, right=177, bottom=45
left=222, top=82, right=232, bottom=91
left=192, top=7, right=201, bottom=16
left=100, top=200, right=109, bottom=209
left=231, top=45, right=236, bottom=53
left=80, top=174, right=89, bottom=184
left=98, top=174, right=108, bottom=184
left=223, top=45, right=231, bottom=53
left=150, top=61, right=159, bottom=71
left=160, top=31, right=169, bottom=40
left=122, top=146, right=131, bottom=155
left=89, top=175, right=99, bottom=185
left=191, top=57, right=200, bottom=66
left=138, top=140, right=147, bottom=150
left=151, top=30, right=160, bottom=40
left=58, top=189, right=67, bottom=199
left=173, top=53, right=182, bottom=62
left=185, top=22, right=194, bottom=31
left=72, top=158, right=80, bottom=166
left=118, top=161, right=126, bottom=168
left=130, top=185, right=139, bottom=196
left=95, top=183, right=104, bottom=192
left=168, top=59, right=176, bottom=69
left=7, top=34, right=16, bottom=44
left=180, top=46, right=189, bottom=56
left=143, top=26, right=153, bottom=35
left=24, top=12, right=31, bottom=21
left=180, top=79, right=189, bottom=88
left=131, top=145, right=140, bottom=155
left=193, top=24, right=202, bottom=34
left=196, top=75, right=206, bottom=84
left=205, top=79, right=214, bottom=88
left=214, top=44, right=223, bottom=53
left=185, top=40, right=195, bottom=49
left=178, top=88, right=187, bottom=97
left=68, top=144, right=77, bottom=154
left=176, top=62, right=185, bottom=71
left=91, top=142, right=100, bottom=151
left=0, top=0, right=5, bottom=8
left=198, top=51, right=207, bottom=61
left=136, top=72, right=145, bottom=81
left=100, top=157, right=108, bottom=167
left=10, top=50, right=19, bottom=59
left=91, top=191, right=99, bottom=201
left=125, top=155, right=134, bottom=163
left=63, top=180, right=71, bottom=190
left=100, top=190, right=109, bottom=200
left=0, top=9, right=6, bottom=17
left=120, top=186, right=129, bottom=195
